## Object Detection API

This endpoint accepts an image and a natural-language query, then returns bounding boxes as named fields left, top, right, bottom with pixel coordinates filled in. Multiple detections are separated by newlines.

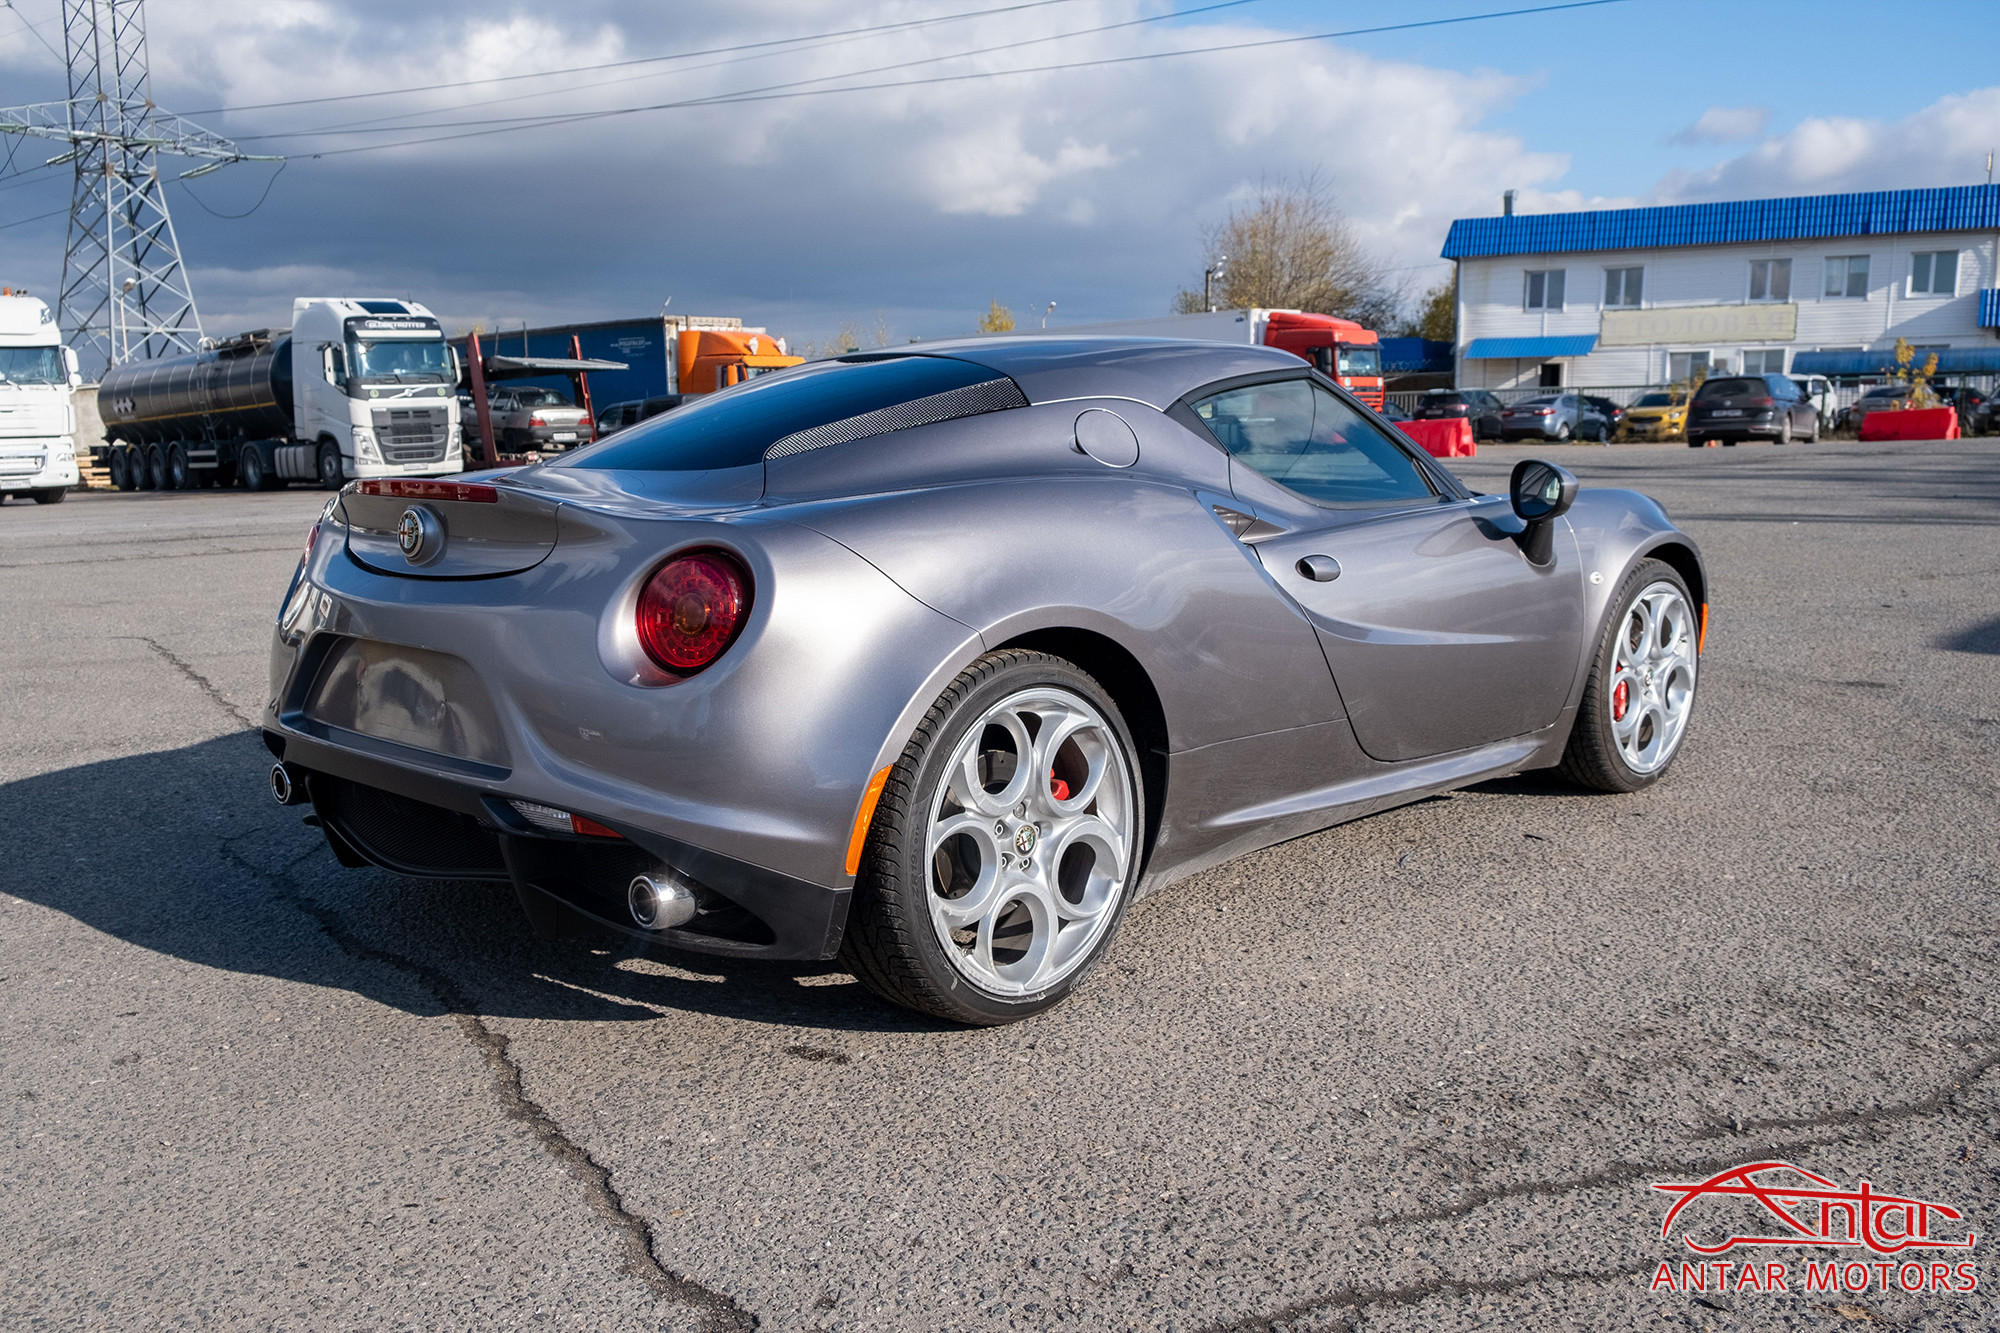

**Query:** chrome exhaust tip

left=270, top=762, right=310, bottom=806
left=628, top=871, right=698, bottom=931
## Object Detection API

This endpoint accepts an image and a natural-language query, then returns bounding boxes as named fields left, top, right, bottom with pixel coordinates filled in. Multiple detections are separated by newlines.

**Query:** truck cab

left=0, top=294, right=83, bottom=504
left=674, top=328, right=803, bottom=396
left=290, top=298, right=462, bottom=486
left=1260, top=311, right=1385, bottom=409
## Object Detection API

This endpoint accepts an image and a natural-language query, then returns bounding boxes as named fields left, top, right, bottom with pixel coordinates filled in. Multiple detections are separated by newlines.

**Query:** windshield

left=1335, top=345, right=1380, bottom=377
left=0, top=346, right=65, bottom=385
left=1633, top=393, right=1674, bottom=407
left=347, top=337, right=452, bottom=382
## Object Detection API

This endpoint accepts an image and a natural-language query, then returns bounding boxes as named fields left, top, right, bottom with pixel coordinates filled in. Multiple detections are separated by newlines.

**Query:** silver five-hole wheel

left=925, top=687, right=1136, bottom=996
left=1608, top=581, right=1697, bottom=774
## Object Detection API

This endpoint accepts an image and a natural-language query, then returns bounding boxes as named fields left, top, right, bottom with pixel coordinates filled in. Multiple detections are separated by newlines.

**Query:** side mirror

left=1509, top=458, right=1578, bottom=566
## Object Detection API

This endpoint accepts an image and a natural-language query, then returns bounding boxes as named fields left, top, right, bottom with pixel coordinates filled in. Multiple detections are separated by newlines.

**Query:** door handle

left=1296, top=554, right=1341, bottom=582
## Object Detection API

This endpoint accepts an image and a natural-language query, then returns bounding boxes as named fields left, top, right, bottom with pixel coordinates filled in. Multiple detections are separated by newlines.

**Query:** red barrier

left=1859, top=406, right=1959, bottom=441
left=1397, top=418, right=1475, bottom=458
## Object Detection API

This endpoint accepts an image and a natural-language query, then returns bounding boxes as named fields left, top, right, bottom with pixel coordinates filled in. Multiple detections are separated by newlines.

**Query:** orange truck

left=1013, top=308, right=1385, bottom=408
left=676, top=328, right=803, bottom=396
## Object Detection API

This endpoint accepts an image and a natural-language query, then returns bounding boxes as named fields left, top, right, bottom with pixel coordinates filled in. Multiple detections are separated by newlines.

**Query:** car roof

left=857, top=336, right=1304, bottom=408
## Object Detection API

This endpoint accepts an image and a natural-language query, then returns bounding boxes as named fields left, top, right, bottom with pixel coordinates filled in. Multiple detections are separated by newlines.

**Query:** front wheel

left=1559, top=559, right=1699, bottom=793
left=842, top=650, right=1145, bottom=1025
left=30, top=487, right=67, bottom=505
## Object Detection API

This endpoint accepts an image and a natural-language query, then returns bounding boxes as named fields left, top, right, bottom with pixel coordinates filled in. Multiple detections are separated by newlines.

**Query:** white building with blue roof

left=1440, top=185, right=2000, bottom=391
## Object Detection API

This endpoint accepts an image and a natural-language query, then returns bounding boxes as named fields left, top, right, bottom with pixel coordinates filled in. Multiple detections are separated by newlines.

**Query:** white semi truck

left=97, top=297, right=463, bottom=491
left=0, top=293, right=83, bottom=504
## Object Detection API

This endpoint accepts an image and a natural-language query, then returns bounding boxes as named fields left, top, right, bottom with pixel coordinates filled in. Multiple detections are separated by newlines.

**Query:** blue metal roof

left=1462, top=334, right=1599, bottom=359
left=1792, top=346, right=2000, bottom=376
left=1442, top=185, right=2000, bottom=259
left=1981, top=289, right=2000, bottom=329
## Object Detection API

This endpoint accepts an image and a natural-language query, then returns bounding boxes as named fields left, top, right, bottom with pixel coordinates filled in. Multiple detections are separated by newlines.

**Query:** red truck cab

left=1261, top=311, right=1384, bottom=409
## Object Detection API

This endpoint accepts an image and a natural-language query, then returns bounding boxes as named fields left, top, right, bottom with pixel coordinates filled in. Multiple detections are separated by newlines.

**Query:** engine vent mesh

left=764, top=377, right=1027, bottom=459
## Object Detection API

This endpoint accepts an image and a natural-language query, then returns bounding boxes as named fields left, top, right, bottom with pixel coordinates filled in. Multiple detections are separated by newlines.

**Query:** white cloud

left=1654, top=88, right=2000, bottom=202
left=1667, top=105, right=1769, bottom=146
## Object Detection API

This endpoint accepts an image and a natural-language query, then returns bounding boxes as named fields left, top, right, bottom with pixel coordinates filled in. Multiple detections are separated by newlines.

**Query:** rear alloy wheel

left=842, top=650, right=1144, bottom=1025
left=1559, top=558, right=1699, bottom=793
left=167, top=443, right=192, bottom=489
left=1778, top=417, right=1792, bottom=446
left=142, top=446, right=166, bottom=490
left=1555, top=423, right=1572, bottom=442
left=107, top=448, right=130, bottom=490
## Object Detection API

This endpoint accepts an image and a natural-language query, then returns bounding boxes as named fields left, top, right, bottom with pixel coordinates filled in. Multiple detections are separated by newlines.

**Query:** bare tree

left=1401, top=275, right=1455, bottom=342
left=1174, top=173, right=1403, bottom=328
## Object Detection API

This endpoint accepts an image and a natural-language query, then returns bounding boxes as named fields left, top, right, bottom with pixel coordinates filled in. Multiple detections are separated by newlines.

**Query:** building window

left=1524, top=269, right=1566, bottom=310
left=1910, top=251, right=1958, bottom=296
left=1741, top=349, right=1787, bottom=374
left=1669, top=351, right=1710, bottom=384
left=1748, top=259, right=1791, bottom=302
left=1823, top=255, right=1869, bottom=299
left=1602, top=266, right=1643, bottom=307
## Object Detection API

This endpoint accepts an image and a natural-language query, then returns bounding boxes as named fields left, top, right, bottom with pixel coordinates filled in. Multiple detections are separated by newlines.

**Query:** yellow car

left=1621, top=391, right=1691, bottom=439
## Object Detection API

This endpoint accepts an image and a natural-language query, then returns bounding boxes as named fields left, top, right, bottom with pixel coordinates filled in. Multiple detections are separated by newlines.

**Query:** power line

left=176, top=159, right=286, bottom=218
left=238, top=0, right=1264, bottom=144
left=261, top=0, right=1629, bottom=159
left=1, top=0, right=63, bottom=64
left=0, top=203, right=65, bottom=231
left=182, top=0, right=1095, bottom=117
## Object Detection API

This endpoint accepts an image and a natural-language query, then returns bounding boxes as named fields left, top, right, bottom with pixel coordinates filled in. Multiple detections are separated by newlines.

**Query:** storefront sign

left=1600, top=304, right=1796, bottom=346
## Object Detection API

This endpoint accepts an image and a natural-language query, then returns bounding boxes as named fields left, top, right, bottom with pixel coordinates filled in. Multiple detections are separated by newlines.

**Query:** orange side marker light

left=1697, top=603, right=1709, bottom=654
left=845, top=766, right=893, bottom=876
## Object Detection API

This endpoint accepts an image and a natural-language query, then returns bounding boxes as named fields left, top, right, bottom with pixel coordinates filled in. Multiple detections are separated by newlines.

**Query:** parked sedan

left=1580, top=395, right=1626, bottom=436
left=1620, top=391, right=1691, bottom=440
left=596, top=394, right=685, bottom=437
left=486, top=385, right=593, bottom=451
left=1499, top=394, right=1607, bottom=442
left=1687, top=374, right=1819, bottom=446
left=1833, top=385, right=1910, bottom=433
left=1412, top=388, right=1505, bottom=439
left=266, top=338, right=1706, bottom=1024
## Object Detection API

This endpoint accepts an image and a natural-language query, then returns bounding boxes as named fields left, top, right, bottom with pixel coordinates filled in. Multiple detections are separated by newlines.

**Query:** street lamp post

left=1204, top=257, right=1228, bottom=312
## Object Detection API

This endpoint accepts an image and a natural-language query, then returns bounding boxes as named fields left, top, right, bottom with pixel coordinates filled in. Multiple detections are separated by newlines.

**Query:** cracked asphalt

left=3, top=437, right=1997, bottom=1331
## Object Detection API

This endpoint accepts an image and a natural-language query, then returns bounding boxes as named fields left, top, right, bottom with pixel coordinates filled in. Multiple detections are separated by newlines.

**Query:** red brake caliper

left=1611, top=679, right=1629, bottom=721
left=1050, top=775, right=1071, bottom=801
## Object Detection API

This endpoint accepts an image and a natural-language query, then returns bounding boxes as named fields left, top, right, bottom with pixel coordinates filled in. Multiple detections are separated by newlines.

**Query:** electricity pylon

left=0, top=0, right=278, bottom=376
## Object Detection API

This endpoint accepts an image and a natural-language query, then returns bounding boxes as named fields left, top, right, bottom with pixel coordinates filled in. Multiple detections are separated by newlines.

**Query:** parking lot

left=3, top=438, right=1997, bottom=1331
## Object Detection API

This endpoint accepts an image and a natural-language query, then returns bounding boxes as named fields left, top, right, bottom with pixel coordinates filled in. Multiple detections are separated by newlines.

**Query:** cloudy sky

left=2, top=0, right=1996, bottom=350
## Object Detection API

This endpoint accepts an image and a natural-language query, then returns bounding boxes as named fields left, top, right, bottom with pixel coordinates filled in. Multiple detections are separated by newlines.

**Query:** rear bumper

left=1688, top=418, right=1781, bottom=440
left=266, top=726, right=850, bottom=960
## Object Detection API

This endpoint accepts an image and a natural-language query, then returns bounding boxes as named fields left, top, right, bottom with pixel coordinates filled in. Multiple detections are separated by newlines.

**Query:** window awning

left=1980, top=289, right=1999, bottom=328
left=1461, top=335, right=1599, bottom=359
left=1792, top=346, right=2000, bottom=376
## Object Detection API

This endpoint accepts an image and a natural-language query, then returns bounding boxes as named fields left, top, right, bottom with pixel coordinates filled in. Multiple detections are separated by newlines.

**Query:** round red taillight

left=635, top=552, right=749, bottom=675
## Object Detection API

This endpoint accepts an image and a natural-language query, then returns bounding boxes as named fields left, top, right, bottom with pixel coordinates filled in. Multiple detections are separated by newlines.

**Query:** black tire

left=1808, top=416, right=1820, bottom=443
left=1558, top=558, right=1699, bottom=794
left=317, top=440, right=346, bottom=491
left=31, top=487, right=66, bottom=505
left=167, top=444, right=192, bottom=489
left=1777, top=417, right=1791, bottom=446
left=841, top=649, right=1146, bottom=1026
left=107, top=449, right=130, bottom=490
left=238, top=447, right=269, bottom=492
left=1555, top=423, right=1571, bottom=442
left=142, top=446, right=166, bottom=490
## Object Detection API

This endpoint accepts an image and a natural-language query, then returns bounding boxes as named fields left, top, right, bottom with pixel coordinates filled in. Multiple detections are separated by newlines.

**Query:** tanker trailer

left=97, top=297, right=463, bottom=491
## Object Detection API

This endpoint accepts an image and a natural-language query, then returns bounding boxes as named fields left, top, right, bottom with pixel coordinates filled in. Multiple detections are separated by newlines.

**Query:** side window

left=1190, top=378, right=1437, bottom=507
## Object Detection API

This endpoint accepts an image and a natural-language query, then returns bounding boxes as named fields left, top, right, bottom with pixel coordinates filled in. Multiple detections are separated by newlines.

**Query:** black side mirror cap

left=1509, top=459, right=1578, bottom=566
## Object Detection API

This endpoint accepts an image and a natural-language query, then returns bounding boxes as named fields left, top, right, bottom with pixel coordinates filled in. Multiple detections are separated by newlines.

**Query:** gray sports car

left=264, top=337, right=1706, bottom=1025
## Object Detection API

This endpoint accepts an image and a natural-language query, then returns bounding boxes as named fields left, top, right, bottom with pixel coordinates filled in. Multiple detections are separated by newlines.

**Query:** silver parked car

left=1499, top=393, right=1608, bottom=442
left=265, top=338, right=1708, bottom=1024
left=482, top=384, right=592, bottom=451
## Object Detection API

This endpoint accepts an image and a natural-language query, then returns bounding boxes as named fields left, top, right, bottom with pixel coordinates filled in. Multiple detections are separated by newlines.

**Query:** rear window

left=564, top=356, right=1020, bottom=472
left=1695, top=378, right=1765, bottom=399
left=1424, top=392, right=1466, bottom=404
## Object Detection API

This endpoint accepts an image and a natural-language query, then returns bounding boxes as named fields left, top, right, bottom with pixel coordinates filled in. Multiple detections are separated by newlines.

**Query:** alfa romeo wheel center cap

left=1013, top=825, right=1038, bottom=856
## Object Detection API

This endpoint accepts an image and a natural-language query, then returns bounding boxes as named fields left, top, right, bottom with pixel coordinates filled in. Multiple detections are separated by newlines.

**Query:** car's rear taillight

left=636, top=551, right=750, bottom=675
left=1743, top=397, right=1773, bottom=408
left=528, top=414, right=547, bottom=427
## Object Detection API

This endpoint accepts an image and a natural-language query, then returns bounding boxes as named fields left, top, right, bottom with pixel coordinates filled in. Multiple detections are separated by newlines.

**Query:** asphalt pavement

left=3, top=439, right=1998, bottom=1331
